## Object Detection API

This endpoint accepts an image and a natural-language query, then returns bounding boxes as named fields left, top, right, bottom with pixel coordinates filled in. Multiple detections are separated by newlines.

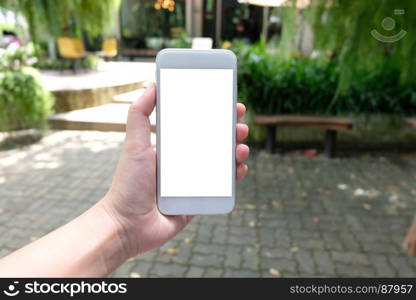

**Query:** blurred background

left=1, top=0, right=416, bottom=278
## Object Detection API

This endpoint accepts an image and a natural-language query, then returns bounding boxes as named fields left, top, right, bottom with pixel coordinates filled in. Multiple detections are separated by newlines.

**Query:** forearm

left=0, top=201, right=128, bottom=277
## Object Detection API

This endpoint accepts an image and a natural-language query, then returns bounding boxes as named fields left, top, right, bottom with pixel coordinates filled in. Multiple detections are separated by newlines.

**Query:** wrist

left=98, top=194, right=138, bottom=259
left=93, top=199, right=134, bottom=273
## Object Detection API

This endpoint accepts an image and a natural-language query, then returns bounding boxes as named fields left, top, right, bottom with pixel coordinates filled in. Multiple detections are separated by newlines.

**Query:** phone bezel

left=156, top=48, right=237, bottom=215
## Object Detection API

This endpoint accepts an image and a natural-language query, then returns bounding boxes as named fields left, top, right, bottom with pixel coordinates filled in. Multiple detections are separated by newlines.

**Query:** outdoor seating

left=253, top=114, right=354, bottom=158
left=100, top=38, right=118, bottom=59
left=57, top=37, right=87, bottom=73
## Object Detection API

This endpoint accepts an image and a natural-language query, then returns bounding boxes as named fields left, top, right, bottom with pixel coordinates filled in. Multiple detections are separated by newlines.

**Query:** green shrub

left=0, top=68, right=53, bottom=131
left=35, top=55, right=103, bottom=71
left=0, top=45, right=53, bottom=131
left=234, top=41, right=416, bottom=116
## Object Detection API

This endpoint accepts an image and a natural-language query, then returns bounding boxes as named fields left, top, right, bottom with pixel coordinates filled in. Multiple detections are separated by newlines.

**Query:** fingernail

left=144, top=83, right=155, bottom=95
left=133, top=83, right=154, bottom=105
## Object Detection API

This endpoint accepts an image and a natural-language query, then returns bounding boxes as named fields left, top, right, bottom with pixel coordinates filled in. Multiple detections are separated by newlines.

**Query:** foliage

left=0, top=68, right=53, bottom=131
left=34, top=55, right=102, bottom=71
left=0, top=45, right=53, bottom=131
left=288, top=0, right=416, bottom=95
left=121, top=0, right=185, bottom=39
left=234, top=40, right=416, bottom=116
left=0, top=0, right=120, bottom=43
left=0, top=44, right=36, bottom=71
left=169, top=31, right=191, bottom=48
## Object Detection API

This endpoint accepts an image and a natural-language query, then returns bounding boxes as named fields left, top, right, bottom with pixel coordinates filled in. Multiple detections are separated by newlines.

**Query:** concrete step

left=48, top=103, right=156, bottom=132
left=112, top=88, right=146, bottom=104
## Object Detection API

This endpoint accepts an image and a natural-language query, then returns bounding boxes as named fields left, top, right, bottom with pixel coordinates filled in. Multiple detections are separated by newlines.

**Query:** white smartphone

left=156, top=49, right=237, bottom=215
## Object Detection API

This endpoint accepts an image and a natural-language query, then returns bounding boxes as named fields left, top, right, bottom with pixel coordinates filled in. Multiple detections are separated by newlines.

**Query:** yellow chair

left=57, top=37, right=86, bottom=59
left=57, top=37, right=87, bottom=73
left=72, top=38, right=87, bottom=57
left=101, top=38, right=117, bottom=58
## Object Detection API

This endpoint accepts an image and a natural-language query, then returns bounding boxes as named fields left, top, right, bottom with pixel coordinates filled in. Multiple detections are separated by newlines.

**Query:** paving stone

left=331, top=251, right=370, bottom=266
left=150, top=263, right=187, bottom=277
left=388, top=255, right=416, bottom=277
left=295, top=250, right=316, bottom=274
left=204, top=268, right=224, bottom=277
left=335, top=263, right=376, bottom=277
left=368, top=254, right=396, bottom=277
left=190, top=254, right=224, bottom=268
left=313, top=250, right=336, bottom=275
left=260, top=258, right=297, bottom=273
left=1, top=131, right=416, bottom=278
left=186, top=266, right=205, bottom=277
left=224, top=245, right=243, bottom=268
left=129, top=261, right=153, bottom=277
left=224, top=269, right=261, bottom=277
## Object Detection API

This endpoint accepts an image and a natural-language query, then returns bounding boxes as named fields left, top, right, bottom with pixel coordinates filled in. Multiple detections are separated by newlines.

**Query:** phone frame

left=156, top=48, right=237, bottom=215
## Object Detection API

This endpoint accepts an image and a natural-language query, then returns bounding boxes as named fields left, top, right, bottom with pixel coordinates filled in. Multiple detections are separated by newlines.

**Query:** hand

left=100, top=83, right=250, bottom=259
left=403, top=216, right=416, bottom=257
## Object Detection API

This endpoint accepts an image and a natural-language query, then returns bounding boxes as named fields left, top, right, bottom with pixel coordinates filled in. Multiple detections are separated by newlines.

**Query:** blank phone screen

left=160, top=68, right=233, bottom=197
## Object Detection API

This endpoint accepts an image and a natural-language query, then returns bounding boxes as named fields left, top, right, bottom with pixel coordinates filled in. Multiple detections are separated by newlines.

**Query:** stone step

left=112, top=88, right=146, bottom=104
left=48, top=103, right=156, bottom=132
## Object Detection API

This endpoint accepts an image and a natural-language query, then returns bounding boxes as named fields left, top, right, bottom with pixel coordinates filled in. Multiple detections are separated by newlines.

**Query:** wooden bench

left=253, top=115, right=354, bottom=158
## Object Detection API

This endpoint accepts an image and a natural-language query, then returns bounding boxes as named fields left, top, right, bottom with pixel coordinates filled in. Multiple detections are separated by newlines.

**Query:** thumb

left=125, top=83, right=156, bottom=151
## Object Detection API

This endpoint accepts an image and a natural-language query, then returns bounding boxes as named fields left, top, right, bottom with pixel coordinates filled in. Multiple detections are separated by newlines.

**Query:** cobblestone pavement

left=1, top=130, right=416, bottom=277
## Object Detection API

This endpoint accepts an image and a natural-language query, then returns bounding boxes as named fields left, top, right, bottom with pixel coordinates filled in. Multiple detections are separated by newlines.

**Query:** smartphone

left=156, top=49, right=237, bottom=215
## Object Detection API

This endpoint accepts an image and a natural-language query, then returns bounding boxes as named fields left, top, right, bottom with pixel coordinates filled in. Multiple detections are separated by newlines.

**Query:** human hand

left=403, top=216, right=416, bottom=257
left=100, top=83, right=249, bottom=259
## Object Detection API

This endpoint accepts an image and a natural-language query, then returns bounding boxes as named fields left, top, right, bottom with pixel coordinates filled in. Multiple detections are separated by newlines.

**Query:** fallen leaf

left=386, top=185, right=398, bottom=192
left=304, top=149, right=317, bottom=158
left=255, top=243, right=261, bottom=249
left=363, top=204, right=372, bottom=210
left=245, top=204, right=256, bottom=210
left=337, top=184, right=348, bottom=190
left=166, top=248, right=179, bottom=254
left=269, top=268, right=281, bottom=277
left=389, top=194, right=399, bottom=202
left=354, top=188, right=365, bottom=197
left=272, top=201, right=281, bottom=207
left=184, top=238, right=192, bottom=244
left=367, top=191, right=379, bottom=199
left=290, top=246, right=299, bottom=253
left=129, top=272, right=141, bottom=278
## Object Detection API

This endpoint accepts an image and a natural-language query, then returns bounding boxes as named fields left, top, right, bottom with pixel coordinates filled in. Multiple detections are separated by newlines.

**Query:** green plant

left=0, top=44, right=36, bottom=71
left=0, top=68, right=53, bottom=131
left=234, top=40, right=416, bottom=116
left=170, top=31, right=191, bottom=48
left=278, top=0, right=416, bottom=96
left=0, top=0, right=120, bottom=47
left=0, top=45, right=53, bottom=131
left=34, top=55, right=103, bottom=70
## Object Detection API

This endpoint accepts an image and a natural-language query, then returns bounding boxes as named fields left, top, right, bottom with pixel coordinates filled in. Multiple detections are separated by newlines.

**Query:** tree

left=279, top=0, right=416, bottom=94
left=0, top=0, right=120, bottom=44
